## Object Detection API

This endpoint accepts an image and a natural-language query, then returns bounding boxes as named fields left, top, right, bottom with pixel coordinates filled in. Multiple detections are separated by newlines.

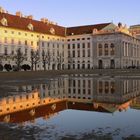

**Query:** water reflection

left=0, top=75, right=140, bottom=123
left=0, top=75, right=140, bottom=139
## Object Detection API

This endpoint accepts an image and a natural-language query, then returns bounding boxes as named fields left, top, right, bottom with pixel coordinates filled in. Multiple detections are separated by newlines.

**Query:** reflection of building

left=0, top=6, right=140, bottom=70
left=130, top=25, right=140, bottom=39
left=0, top=76, right=140, bottom=123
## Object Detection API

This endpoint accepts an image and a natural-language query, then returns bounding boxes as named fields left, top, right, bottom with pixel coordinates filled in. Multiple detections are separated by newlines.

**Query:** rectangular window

left=73, top=50, right=75, bottom=57
left=72, top=44, right=75, bottom=49
left=4, top=47, right=7, bottom=55
left=83, top=50, right=85, bottom=57
left=11, top=39, right=14, bottom=44
left=4, top=37, right=7, bottom=43
left=87, top=42, right=90, bottom=48
left=78, top=50, right=80, bottom=57
left=88, top=49, right=90, bottom=57
left=25, top=40, right=27, bottom=45
left=31, top=41, right=33, bottom=46
left=82, top=43, right=85, bottom=48
left=77, top=43, right=80, bottom=48
left=68, top=44, right=70, bottom=49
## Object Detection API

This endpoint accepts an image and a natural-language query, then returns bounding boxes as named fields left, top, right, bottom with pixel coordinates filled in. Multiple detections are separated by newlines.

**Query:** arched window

left=110, top=82, right=115, bottom=94
left=98, top=81, right=103, bottom=93
left=98, top=44, right=102, bottom=56
left=1, top=18, right=8, bottom=26
left=104, top=44, right=109, bottom=56
left=110, top=43, right=115, bottom=55
left=27, top=23, right=34, bottom=31
left=105, top=81, right=109, bottom=93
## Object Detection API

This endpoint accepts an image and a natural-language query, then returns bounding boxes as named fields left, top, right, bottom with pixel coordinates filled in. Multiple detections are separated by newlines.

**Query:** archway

left=98, top=60, right=103, bottom=69
left=57, top=64, right=61, bottom=70
left=110, top=59, right=115, bottom=69
left=62, top=64, right=65, bottom=70
left=52, top=64, right=55, bottom=70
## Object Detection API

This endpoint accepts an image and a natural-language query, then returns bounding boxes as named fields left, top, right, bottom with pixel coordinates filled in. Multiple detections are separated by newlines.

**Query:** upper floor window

left=104, top=44, right=109, bottom=56
left=72, top=44, right=75, bottom=49
left=1, top=18, right=8, bottom=26
left=11, top=39, right=14, bottom=44
left=68, top=44, right=70, bottom=49
left=110, top=43, right=115, bottom=55
left=4, top=37, right=7, bottom=43
left=77, top=43, right=80, bottom=48
left=87, top=42, right=90, bottom=48
left=82, top=43, right=85, bottom=48
left=98, top=44, right=102, bottom=56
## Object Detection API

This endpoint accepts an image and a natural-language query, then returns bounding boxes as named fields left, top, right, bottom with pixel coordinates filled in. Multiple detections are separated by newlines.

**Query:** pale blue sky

left=0, top=0, right=139, bottom=27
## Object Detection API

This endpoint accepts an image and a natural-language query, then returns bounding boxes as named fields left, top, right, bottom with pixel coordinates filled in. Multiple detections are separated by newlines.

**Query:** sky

left=0, top=0, right=139, bottom=27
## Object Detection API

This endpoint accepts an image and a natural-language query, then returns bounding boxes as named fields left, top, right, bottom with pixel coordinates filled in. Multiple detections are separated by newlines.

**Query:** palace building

left=0, top=6, right=140, bottom=71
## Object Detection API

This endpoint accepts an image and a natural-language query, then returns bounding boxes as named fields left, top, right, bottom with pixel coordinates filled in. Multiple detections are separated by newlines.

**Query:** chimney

left=27, top=15, right=33, bottom=20
left=41, top=18, right=48, bottom=23
left=16, top=11, right=22, bottom=17
left=0, top=7, right=5, bottom=13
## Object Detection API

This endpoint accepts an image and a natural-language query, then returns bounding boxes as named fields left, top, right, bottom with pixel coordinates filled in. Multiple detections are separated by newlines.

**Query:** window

left=25, top=48, right=28, bottom=55
left=98, top=81, right=103, bottom=93
left=104, top=44, right=109, bottom=56
left=1, top=18, right=8, bottom=26
left=110, top=43, right=115, bottom=55
left=31, top=41, right=33, bottom=46
left=4, top=47, right=7, bottom=55
left=77, top=43, right=80, bottom=48
left=27, top=23, right=34, bottom=31
left=25, top=40, right=27, bottom=45
left=88, top=49, right=90, bottom=57
left=78, top=50, right=80, bottom=57
left=18, top=40, right=21, bottom=45
left=72, top=44, right=75, bottom=49
left=11, top=39, right=14, bottom=44
left=73, top=50, right=75, bottom=57
left=98, top=44, right=102, bottom=56
left=87, top=42, right=90, bottom=48
left=105, top=81, right=109, bottom=93
left=11, top=50, right=14, bottom=55
left=82, top=43, right=85, bottom=48
left=4, top=37, right=7, bottom=43
left=110, top=81, right=115, bottom=94
left=83, top=50, right=85, bottom=57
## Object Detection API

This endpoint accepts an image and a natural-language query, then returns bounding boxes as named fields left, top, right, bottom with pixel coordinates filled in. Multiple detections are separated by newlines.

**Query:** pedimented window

left=1, top=18, right=8, bottom=26
left=50, top=27, right=55, bottom=34
left=27, top=23, right=34, bottom=31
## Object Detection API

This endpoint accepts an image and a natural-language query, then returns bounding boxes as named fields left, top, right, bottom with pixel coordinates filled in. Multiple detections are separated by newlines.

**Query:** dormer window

left=1, top=18, right=8, bottom=26
left=27, top=23, right=34, bottom=31
left=93, top=28, right=98, bottom=34
left=50, top=27, right=55, bottom=34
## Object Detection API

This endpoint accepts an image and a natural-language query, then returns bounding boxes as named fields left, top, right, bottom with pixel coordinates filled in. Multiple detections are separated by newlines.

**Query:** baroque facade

left=0, top=7, right=140, bottom=70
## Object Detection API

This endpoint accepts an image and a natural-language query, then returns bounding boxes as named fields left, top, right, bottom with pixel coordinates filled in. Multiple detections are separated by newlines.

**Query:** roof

left=0, top=12, right=111, bottom=37
left=0, top=12, right=66, bottom=37
left=66, top=23, right=111, bottom=35
left=130, top=24, right=140, bottom=29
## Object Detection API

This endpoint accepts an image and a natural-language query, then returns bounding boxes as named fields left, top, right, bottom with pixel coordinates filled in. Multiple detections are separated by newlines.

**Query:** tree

left=30, top=50, right=40, bottom=71
left=42, top=49, right=52, bottom=71
left=14, top=48, right=26, bottom=71
left=0, top=64, right=3, bottom=71
left=4, top=64, right=12, bottom=71
left=21, top=64, right=31, bottom=71
left=57, top=52, right=64, bottom=70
